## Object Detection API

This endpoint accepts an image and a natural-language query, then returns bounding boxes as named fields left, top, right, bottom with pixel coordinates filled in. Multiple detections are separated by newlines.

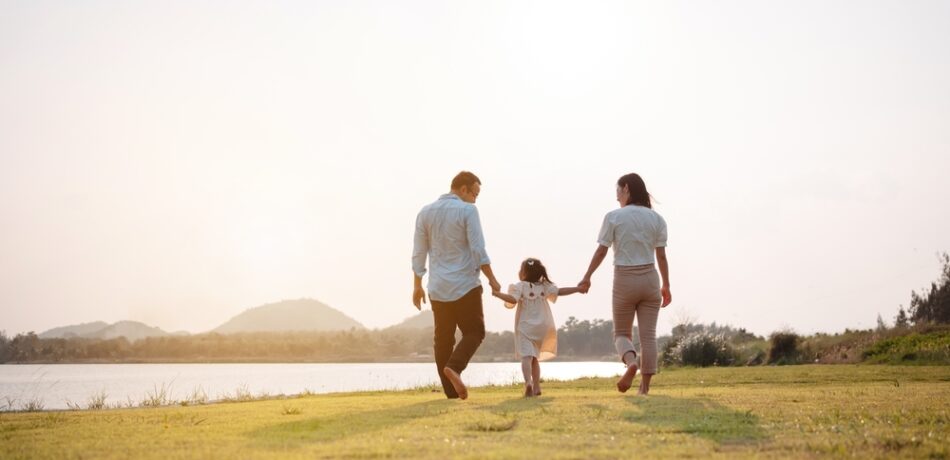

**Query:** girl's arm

left=557, top=286, right=583, bottom=296
left=491, top=290, right=519, bottom=305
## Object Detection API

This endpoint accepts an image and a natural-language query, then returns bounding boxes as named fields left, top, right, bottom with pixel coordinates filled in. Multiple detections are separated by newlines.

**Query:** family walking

left=411, top=171, right=671, bottom=400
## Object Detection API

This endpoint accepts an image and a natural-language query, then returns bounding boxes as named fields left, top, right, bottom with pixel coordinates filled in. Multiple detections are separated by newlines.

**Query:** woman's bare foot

left=443, top=367, right=468, bottom=400
left=638, top=374, right=652, bottom=395
left=523, top=383, right=534, bottom=398
left=616, top=363, right=638, bottom=393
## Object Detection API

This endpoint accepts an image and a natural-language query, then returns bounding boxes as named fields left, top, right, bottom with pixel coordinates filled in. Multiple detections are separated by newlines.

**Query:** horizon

left=2, top=1, right=949, bottom=340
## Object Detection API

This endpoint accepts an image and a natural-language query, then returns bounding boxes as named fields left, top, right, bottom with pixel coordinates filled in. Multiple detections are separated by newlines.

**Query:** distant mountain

left=39, top=321, right=109, bottom=339
left=212, top=298, right=364, bottom=334
left=39, top=320, right=176, bottom=341
left=387, top=310, right=433, bottom=330
left=88, top=321, right=172, bottom=341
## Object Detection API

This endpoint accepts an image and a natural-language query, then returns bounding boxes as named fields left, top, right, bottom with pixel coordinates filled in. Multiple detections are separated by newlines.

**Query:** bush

left=768, top=332, right=800, bottom=365
left=862, top=327, right=950, bottom=364
left=663, top=332, right=737, bottom=367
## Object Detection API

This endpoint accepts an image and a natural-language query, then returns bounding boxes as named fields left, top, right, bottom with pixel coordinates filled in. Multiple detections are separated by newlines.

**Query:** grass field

left=1, top=365, right=948, bottom=459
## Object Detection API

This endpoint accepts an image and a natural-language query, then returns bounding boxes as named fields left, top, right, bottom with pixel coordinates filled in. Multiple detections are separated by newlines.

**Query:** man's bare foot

left=617, top=364, right=638, bottom=393
left=443, top=367, right=468, bottom=400
left=523, top=383, right=534, bottom=398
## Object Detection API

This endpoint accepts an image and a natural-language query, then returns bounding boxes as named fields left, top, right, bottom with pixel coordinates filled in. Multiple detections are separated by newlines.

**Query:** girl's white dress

left=505, top=281, right=558, bottom=361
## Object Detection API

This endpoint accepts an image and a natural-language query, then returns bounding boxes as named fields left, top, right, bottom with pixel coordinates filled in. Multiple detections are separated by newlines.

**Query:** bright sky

left=2, top=1, right=948, bottom=338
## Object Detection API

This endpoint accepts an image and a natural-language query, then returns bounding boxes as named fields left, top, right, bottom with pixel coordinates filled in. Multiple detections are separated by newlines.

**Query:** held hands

left=577, top=278, right=591, bottom=294
left=488, top=278, right=501, bottom=293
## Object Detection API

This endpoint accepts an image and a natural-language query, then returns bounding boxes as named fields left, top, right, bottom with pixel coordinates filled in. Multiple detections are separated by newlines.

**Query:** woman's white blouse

left=597, top=205, right=667, bottom=266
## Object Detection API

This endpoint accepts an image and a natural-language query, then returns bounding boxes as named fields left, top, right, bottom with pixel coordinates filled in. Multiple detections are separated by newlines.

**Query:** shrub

left=663, top=332, right=737, bottom=367
left=862, top=327, right=950, bottom=364
left=768, top=331, right=800, bottom=364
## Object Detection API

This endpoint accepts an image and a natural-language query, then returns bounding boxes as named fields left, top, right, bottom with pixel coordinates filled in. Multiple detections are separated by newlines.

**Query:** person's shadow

left=623, top=395, right=768, bottom=445
left=248, top=399, right=454, bottom=447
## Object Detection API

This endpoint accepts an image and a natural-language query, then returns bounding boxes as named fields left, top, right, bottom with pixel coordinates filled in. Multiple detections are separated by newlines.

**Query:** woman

left=578, top=173, right=671, bottom=395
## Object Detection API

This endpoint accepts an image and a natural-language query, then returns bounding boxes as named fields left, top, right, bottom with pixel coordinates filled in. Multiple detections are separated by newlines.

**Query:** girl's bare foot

left=616, top=363, right=638, bottom=393
left=443, top=367, right=468, bottom=400
left=534, top=384, right=542, bottom=397
left=524, top=383, right=534, bottom=398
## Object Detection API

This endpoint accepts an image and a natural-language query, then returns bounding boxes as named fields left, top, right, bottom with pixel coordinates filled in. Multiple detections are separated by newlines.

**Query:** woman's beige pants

left=612, top=265, right=661, bottom=374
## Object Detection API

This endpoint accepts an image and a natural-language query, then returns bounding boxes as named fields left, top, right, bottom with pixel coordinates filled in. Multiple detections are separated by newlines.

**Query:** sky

left=2, top=0, right=948, bottom=338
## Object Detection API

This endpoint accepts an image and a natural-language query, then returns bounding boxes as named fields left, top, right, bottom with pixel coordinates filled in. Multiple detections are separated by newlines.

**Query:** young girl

left=492, top=258, right=583, bottom=397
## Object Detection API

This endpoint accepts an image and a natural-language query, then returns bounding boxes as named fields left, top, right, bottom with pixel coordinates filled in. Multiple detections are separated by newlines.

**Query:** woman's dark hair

left=521, top=258, right=553, bottom=284
left=617, top=173, right=652, bottom=208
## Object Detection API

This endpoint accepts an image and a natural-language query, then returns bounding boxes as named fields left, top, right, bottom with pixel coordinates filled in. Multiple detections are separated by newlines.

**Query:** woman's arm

left=656, top=246, right=671, bottom=307
left=578, top=245, right=609, bottom=292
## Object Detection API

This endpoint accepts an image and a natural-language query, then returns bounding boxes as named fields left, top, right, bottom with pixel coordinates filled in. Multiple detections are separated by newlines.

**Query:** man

left=412, top=171, right=501, bottom=400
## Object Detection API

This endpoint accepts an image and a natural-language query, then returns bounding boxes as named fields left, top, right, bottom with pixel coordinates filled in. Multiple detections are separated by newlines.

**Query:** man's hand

left=488, top=278, right=501, bottom=293
left=413, top=286, right=426, bottom=310
left=661, top=286, right=672, bottom=308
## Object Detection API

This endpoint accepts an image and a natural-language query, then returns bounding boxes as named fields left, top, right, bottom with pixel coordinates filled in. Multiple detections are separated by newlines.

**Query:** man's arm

left=411, top=213, right=428, bottom=310
left=480, top=263, right=501, bottom=293
left=466, top=207, right=500, bottom=292
left=413, top=274, right=426, bottom=310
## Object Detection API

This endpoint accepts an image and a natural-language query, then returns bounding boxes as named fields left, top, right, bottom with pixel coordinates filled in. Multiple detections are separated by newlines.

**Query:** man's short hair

left=451, top=171, right=481, bottom=190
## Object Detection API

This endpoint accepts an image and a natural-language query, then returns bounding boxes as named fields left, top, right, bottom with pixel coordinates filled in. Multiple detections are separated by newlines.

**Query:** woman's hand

left=661, top=285, right=672, bottom=307
left=577, top=279, right=591, bottom=294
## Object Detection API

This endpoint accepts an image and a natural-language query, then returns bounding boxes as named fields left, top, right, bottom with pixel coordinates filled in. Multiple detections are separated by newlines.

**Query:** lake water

left=0, top=362, right=623, bottom=411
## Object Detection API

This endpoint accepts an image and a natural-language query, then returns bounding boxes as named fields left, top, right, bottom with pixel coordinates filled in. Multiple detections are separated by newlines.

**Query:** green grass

left=1, top=365, right=948, bottom=459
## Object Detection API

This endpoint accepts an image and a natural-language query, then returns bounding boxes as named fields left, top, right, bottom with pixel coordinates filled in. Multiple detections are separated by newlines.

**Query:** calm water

left=0, top=362, right=622, bottom=410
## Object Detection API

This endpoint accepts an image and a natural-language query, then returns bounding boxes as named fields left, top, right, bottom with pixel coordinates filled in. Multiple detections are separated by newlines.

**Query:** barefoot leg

left=638, top=373, right=653, bottom=395
left=442, top=367, right=468, bottom=400
left=521, top=357, right=534, bottom=397
left=617, top=351, right=639, bottom=393
left=531, top=358, right=541, bottom=396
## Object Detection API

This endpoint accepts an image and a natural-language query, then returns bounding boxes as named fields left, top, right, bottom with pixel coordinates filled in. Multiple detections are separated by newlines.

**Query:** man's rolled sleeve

left=465, top=207, right=491, bottom=266
left=412, top=213, right=429, bottom=277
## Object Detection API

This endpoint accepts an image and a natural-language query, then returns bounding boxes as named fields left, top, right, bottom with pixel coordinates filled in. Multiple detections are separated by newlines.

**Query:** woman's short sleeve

left=544, top=282, right=559, bottom=303
left=597, top=213, right=614, bottom=247
left=655, top=213, right=668, bottom=248
left=505, top=283, right=522, bottom=309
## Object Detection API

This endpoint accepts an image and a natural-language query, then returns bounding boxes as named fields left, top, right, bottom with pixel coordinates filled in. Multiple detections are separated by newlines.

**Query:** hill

left=39, top=321, right=109, bottom=339
left=38, top=320, right=174, bottom=341
left=386, top=310, right=433, bottom=330
left=87, top=321, right=173, bottom=341
left=212, top=298, right=364, bottom=334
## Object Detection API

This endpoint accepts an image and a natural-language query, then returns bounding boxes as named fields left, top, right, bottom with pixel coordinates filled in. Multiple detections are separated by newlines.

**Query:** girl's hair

left=617, top=173, right=652, bottom=208
left=521, top=258, right=553, bottom=284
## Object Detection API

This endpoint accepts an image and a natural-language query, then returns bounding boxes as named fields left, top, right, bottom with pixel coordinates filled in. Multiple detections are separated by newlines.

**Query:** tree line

left=0, top=317, right=622, bottom=364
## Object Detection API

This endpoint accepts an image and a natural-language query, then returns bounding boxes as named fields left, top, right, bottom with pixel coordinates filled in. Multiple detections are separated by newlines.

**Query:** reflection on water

left=0, top=362, right=622, bottom=410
